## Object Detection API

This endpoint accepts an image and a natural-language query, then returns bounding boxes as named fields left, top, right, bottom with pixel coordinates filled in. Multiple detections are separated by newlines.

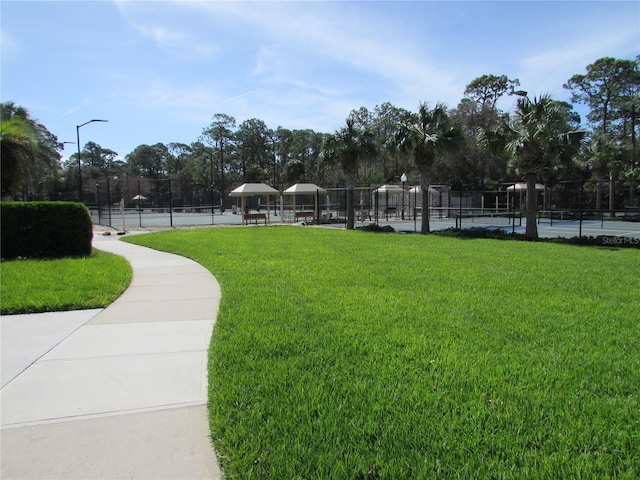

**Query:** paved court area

left=95, top=208, right=640, bottom=241
left=377, top=216, right=640, bottom=240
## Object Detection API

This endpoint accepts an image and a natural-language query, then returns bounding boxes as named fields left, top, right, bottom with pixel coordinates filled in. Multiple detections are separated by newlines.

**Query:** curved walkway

left=1, top=232, right=223, bottom=479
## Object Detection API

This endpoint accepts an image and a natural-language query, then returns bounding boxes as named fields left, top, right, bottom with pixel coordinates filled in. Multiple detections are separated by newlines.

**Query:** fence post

left=578, top=181, right=583, bottom=238
left=169, top=178, right=174, bottom=227
left=549, top=187, right=554, bottom=226
left=107, top=177, right=112, bottom=227
left=374, top=190, right=379, bottom=225
left=459, top=190, right=463, bottom=229
left=96, top=182, right=102, bottom=225
left=211, top=183, right=215, bottom=225
left=512, top=184, right=516, bottom=234
left=137, top=180, right=142, bottom=227
left=414, top=185, right=417, bottom=233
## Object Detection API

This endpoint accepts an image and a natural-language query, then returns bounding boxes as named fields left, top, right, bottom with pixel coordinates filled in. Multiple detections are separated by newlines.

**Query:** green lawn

left=125, top=227, right=640, bottom=479
left=0, top=249, right=132, bottom=314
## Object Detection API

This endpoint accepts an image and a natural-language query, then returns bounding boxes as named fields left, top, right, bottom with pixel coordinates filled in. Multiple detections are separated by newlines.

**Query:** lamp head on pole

left=400, top=173, right=407, bottom=184
left=78, top=119, right=108, bottom=128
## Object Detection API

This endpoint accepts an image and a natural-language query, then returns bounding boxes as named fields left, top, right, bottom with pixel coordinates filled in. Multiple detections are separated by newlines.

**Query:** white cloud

left=143, top=83, right=221, bottom=112
left=135, top=23, right=217, bottom=59
left=113, top=0, right=217, bottom=60
left=136, top=24, right=184, bottom=48
left=0, top=30, right=22, bottom=61
left=60, top=99, right=92, bottom=118
left=251, top=45, right=289, bottom=81
left=184, top=1, right=462, bottom=105
left=517, top=21, right=639, bottom=99
left=227, top=89, right=266, bottom=102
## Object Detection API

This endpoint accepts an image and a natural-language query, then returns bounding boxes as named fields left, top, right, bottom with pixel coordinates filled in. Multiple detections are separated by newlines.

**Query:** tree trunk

left=609, top=170, right=616, bottom=217
left=595, top=176, right=603, bottom=216
left=524, top=173, right=539, bottom=239
left=345, top=173, right=356, bottom=230
left=419, top=172, right=430, bottom=234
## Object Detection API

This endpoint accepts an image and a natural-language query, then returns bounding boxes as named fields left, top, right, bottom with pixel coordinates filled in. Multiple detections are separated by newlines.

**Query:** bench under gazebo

left=229, top=183, right=279, bottom=225
left=283, top=183, right=326, bottom=222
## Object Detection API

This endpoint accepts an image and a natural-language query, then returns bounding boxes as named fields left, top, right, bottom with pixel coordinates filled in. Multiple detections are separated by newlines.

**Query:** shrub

left=356, top=223, right=395, bottom=233
left=434, top=227, right=640, bottom=248
left=434, top=227, right=528, bottom=241
left=1, top=202, right=93, bottom=259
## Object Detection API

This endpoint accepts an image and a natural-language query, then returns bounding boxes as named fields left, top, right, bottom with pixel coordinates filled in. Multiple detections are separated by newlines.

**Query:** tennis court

left=377, top=213, right=640, bottom=241
left=92, top=206, right=640, bottom=242
left=532, top=218, right=640, bottom=240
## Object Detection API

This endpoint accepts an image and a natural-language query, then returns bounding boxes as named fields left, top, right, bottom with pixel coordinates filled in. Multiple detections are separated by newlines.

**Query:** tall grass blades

left=125, top=227, right=640, bottom=479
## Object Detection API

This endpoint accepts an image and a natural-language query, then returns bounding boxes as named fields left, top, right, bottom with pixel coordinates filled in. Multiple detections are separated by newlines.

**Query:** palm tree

left=325, top=119, right=376, bottom=229
left=397, top=102, right=462, bottom=233
left=1, top=115, right=38, bottom=199
left=504, top=94, right=585, bottom=239
left=1, top=102, right=63, bottom=200
left=30, top=123, right=63, bottom=199
left=580, top=132, right=624, bottom=215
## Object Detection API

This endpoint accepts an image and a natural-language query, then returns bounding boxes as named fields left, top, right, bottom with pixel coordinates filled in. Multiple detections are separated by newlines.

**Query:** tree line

left=2, top=56, right=638, bottom=237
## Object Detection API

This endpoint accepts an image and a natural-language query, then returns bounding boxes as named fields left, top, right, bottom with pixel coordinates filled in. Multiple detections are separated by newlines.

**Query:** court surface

left=93, top=209, right=640, bottom=241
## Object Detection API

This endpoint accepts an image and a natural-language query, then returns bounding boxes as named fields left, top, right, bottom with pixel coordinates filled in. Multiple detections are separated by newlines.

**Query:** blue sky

left=2, top=1, right=639, bottom=161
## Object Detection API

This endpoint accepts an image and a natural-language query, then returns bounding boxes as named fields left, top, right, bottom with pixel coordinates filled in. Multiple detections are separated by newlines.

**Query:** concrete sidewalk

left=1, top=232, right=223, bottom=479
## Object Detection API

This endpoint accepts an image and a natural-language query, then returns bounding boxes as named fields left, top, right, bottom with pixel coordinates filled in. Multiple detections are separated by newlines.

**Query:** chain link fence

left=91, top=178, right=639, bottom=236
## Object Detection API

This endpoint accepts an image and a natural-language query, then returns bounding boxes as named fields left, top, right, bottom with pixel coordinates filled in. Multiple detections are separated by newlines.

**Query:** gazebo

left=373, top=184, right=406, bottom=218
left=229, top=183, right=279, bottom=224
left=409, top=185, right=446, bottom=208
left=408, top=185, right=441, bottom=214
left=283, top=183, right=327, bottom=222
left=506, top=182, right=547, bottom=211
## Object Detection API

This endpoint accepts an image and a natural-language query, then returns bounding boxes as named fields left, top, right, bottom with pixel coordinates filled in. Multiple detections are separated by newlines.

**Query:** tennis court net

left=455, top=211, right=522, bottom=229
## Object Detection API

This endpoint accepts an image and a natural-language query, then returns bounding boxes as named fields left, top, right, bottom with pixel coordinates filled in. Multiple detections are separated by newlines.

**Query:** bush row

left=433, top=227, right=640, bottom=248
left=356, top=224, right=639, bottom=248
left=1, top=202, right=93, bottom=259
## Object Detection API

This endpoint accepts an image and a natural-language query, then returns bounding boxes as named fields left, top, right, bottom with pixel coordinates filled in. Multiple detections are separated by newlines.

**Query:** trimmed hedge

left=1, top=202, right=93, bottom=259
left=433, top=227, right=640, bottom=248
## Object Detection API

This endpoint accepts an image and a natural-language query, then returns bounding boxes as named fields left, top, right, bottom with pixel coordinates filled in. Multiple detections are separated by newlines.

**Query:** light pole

left=210, top=151, right=215, bottom=225
left=76, top=119, right=107, bottom=202
left=401, top=172, right=407, bottom=220
left=96, top=182, right=101, bottom=225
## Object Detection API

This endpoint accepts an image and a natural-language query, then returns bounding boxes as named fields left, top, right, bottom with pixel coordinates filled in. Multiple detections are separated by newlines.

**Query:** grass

left=124, top=226, right=640, bottom=479
left=0, top=249, right=132, bottom=314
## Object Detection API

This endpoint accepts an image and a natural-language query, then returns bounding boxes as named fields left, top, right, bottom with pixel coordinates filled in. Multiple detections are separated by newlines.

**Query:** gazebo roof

left=374, top=184, right=405, bottom=193
left=506, top=182, right=546, bottom=191
left=283, top=183, right=327, bottom=195
left=408, top=186, right=437, bottom=194
left=229, top=183, right=279, bottom=196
